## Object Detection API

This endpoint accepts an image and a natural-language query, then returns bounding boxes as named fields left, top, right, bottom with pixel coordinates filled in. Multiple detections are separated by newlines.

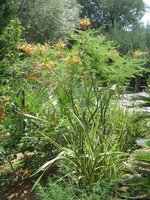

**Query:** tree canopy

left=77, top=0, right=146, bottom=29
left=0, top=0, right=17, bottom=35
left=17, top=0, right=80, bottom=42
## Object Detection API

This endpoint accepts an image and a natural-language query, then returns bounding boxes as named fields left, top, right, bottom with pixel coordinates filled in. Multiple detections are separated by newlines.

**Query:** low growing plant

left=36, top=177, right=120, bottom=200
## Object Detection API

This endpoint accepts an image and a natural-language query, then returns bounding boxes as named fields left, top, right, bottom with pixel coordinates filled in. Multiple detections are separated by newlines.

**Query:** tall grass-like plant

left=35, top=84, right=129, bottom=185
left=36, top=83, right=147, bottom=186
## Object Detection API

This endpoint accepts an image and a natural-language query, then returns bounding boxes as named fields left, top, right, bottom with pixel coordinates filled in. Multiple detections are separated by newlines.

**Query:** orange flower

left=28, top=76, right=37, bottom=81
left=3, top=96, right=9, bottom=103
left=50, top=121, right=57, bottom=126
left=24, top=169, right=31, bottom=177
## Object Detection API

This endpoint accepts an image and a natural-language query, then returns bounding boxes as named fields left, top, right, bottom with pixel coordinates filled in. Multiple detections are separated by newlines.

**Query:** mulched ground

left=0, top=180, right=38, bottom=200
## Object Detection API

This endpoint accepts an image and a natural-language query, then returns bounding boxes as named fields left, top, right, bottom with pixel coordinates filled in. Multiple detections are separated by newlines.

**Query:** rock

left=119, top=92, right=150, bottom=113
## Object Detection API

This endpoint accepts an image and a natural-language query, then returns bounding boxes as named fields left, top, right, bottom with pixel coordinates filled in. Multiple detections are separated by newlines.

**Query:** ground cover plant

left=0, top=17, right=149, bottom=199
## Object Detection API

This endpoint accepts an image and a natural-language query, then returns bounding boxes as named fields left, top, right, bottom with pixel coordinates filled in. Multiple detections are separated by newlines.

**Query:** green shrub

left=0, top=18, right=23, bottom=60
left=36, top=178, right=119, bottom=200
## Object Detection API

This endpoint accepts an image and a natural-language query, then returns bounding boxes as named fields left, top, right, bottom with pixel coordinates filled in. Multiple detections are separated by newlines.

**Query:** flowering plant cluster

left=0, top=18, right=147, bottom=188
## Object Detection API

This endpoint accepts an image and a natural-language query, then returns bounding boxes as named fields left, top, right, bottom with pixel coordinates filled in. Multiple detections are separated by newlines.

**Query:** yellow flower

left=132, top=50, right=143, bottom=57
left=53, top=51, right=62, bottom=57
left=18, top=43, right=35, bottom=56
left=55, top=41, right=67, bottom=50
left=42, top=61, right=56, bottom=70
left=67, top=56, right=81, bottom=64
left=78, top=18, right=91, bottom=27
left=34, top=45, right=47, bottom=55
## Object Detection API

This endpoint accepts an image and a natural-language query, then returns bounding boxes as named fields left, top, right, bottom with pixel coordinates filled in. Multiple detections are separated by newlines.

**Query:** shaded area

left=0, top=180, right=37, bottom=200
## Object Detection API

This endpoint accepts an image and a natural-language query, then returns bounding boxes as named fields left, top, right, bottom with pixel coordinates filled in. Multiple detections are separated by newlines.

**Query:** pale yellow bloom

left=132, top=50, right=143, bottom=57
left=67, top=56, right=81, bottom=64
left=79, top=18, right=91, bottom=27
left=55, top=41, right=67, bottom=50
